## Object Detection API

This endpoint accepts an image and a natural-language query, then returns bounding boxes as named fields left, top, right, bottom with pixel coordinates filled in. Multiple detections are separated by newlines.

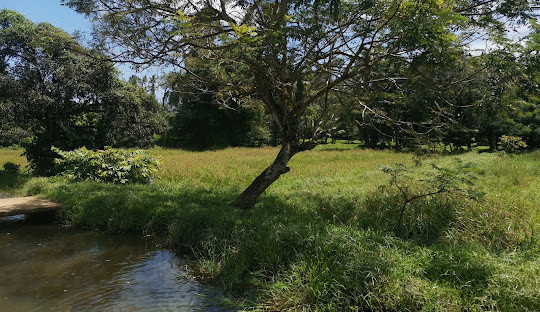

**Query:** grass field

left=1, top=145, right=539, bottom=311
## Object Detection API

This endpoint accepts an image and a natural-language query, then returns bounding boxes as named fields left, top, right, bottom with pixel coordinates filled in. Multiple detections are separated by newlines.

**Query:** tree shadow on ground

left=262, top=190, right=461, bottom=245
left=45, top=181, right=509, bottom=310
left=0, top=170, right=29, bottom=193
left=423, top=246, right=493, bottom=296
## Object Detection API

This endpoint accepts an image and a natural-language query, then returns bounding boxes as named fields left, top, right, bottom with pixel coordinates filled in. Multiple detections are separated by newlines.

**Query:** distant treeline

left=156, top=39, right=539, bottom=152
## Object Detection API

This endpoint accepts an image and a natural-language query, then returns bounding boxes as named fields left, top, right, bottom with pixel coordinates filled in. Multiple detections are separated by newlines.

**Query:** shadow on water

left=0, top=219, right=229, bottom=312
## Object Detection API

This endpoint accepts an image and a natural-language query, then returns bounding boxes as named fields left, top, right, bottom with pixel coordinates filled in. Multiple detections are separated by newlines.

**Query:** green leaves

left=1, top=10, right=166, bottom=172
left=498, top=135, right=528, bottom=153
left=52, top=146, right=161, bottom=184
left=377, top=159, right=484, bottom=236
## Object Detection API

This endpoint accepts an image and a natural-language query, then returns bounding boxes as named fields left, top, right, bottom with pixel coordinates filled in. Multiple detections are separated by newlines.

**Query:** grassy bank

left=1, top=146, right=539, bottom=311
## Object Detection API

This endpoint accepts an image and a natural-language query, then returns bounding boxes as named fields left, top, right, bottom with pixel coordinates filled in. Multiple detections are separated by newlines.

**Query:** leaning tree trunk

left=230, top=141, right=316, bottom=209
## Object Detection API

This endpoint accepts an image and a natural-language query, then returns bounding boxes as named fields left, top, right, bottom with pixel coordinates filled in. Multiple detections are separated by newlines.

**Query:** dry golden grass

left=0, top=149, right=27, bottom=168
left=149, top=146, right=413, bottom=195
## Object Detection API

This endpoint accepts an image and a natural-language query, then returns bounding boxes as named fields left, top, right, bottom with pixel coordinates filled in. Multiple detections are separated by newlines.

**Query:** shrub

left=374, top=160, right=483, bottom=240
left=23, top=177, right=54, bottom=196
left=3, top=161, right=20, bottom=172
left=498, top=135, right=528, bottom=153
left=52, top=146, right=160, bottom=184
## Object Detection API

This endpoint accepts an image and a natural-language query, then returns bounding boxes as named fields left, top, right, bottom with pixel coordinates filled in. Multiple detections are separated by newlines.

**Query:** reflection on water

left=0, top=223, right=224, bottom=311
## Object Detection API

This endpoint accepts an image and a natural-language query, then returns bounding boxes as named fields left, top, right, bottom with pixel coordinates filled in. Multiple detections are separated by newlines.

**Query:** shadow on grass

left=424, top=246, right=493, bottom=294
left=267, top=190, right=462, bottom=245
left=43, top=181, right=531, bottom=311
left=0, top=170, right=29, bottom=193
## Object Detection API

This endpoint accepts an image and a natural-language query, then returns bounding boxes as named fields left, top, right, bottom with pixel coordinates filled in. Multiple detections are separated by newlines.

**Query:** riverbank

left=1, top=146, right=539, bottom=311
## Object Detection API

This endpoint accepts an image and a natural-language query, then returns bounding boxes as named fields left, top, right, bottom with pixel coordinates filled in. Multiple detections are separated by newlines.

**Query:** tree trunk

left=230, top=141, right=316, bottom=209
left=230, top=143, right=294, bottom=208
left=487, top=126, right=497, bottom=152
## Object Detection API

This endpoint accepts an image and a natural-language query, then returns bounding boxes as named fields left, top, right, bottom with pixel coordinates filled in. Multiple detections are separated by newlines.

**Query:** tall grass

left=1, top=146, right=538, bottom=311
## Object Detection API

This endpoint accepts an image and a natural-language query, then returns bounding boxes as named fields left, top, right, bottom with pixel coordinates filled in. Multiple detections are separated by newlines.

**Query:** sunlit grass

left=0, top=148, right=27, bottom=168
left=0, top=148, right=28, bottom=192
left=1, top=146, right=539, bottom=311
left=149, top=146, right=413, bottom=195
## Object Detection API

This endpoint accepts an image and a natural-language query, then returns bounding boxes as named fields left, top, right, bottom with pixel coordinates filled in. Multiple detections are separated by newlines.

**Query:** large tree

left=63, top=0, right=536, bottom=208
left=0, top=9, right=166, bottom=174
left=509, top=19, right=540, bottom=148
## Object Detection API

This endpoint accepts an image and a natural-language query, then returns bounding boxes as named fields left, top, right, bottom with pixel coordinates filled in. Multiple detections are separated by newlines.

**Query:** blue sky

left=1, top=0, right=164, bottom=84
left=1, top=0, right=91, bottom=34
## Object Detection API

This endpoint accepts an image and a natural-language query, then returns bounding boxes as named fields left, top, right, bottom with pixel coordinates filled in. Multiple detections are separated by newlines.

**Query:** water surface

left=0, top=222, right=223, bottom=311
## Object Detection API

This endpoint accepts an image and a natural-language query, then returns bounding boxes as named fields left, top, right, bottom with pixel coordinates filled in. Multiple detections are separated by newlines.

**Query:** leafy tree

left=127, top=74, right=159, bottom=97
left=96, top=82, right=167, bottom=148
left=160, top=56, right=271, bottom=149
left=508, top=19, right=540, bottom=147
left=473, top=50, right=523, bottom=151
left=0, top=9, right=166, bottom=174
left=63, top=0, right=535, bottom=208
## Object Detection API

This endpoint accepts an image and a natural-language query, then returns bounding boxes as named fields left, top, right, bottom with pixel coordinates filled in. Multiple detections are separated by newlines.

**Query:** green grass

left=0, top=149, right=28, bottom=192
left=1, top=146, right=539, bottom=311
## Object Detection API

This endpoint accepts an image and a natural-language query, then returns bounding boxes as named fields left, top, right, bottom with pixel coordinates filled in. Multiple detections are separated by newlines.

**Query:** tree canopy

left=0, top=9, right=166, bottom=174
left=62, top=0, right=537, bottom=207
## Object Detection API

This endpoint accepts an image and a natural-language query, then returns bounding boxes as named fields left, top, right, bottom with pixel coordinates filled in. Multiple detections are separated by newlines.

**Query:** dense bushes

left=52, top=147, right=160, bottom=184
left=498, top=135, right=528, bottom=153
left=0, top=127, right=31, bottom=147
left=161, top=104, right=270, bottom=150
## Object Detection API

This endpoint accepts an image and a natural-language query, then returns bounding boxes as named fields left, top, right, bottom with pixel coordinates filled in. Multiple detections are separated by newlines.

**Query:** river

left=0, top=219, right=226, bottom=311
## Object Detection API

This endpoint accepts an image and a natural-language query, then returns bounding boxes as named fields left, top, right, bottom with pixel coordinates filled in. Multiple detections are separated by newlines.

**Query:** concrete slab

left=0, top=196, right=62, bottom=217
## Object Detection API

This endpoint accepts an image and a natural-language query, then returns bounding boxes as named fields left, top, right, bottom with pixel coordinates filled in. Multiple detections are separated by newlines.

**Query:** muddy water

left=0, top=222, right=224, bottom=311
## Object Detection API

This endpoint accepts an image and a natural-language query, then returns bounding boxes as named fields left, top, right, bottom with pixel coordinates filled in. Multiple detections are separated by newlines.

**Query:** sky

left=1, top=0, right=164, bottom=84
left=1, top=0, right=91, bottom=36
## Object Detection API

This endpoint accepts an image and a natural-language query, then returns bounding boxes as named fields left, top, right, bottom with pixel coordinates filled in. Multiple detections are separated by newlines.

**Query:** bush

left=52, top=146, right=160, bottom=184
left=374, top=160, right=483, bottom=240
left=23, top=177, right=54, bottom=196
left=3, top=161, right=20, bottom=172
left=498, top=135, right=528, bottom=153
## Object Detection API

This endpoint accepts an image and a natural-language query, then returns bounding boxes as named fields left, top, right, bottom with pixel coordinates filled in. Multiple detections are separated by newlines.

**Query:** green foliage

left=0, top=164, right=27, bottom=192
left=61, top=0, right=537, bottom=208
left=0, top=127, right=31, bottom=147
left=0, top=149, right=27, bottom=192
left=3, top=147, right=539, bottom=311
left=96, top=82, right=167, bottom=148
left=498, top=135, right=528, bottom=153
left=52, top=146, right=161, bottom=184
left=0, top=10, right=166, bottom=175
left=160, top=66, right=270, bottom=150
left=22, top=177, right=55, bottom=196
left=372, top=160, right=482, bottom=239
